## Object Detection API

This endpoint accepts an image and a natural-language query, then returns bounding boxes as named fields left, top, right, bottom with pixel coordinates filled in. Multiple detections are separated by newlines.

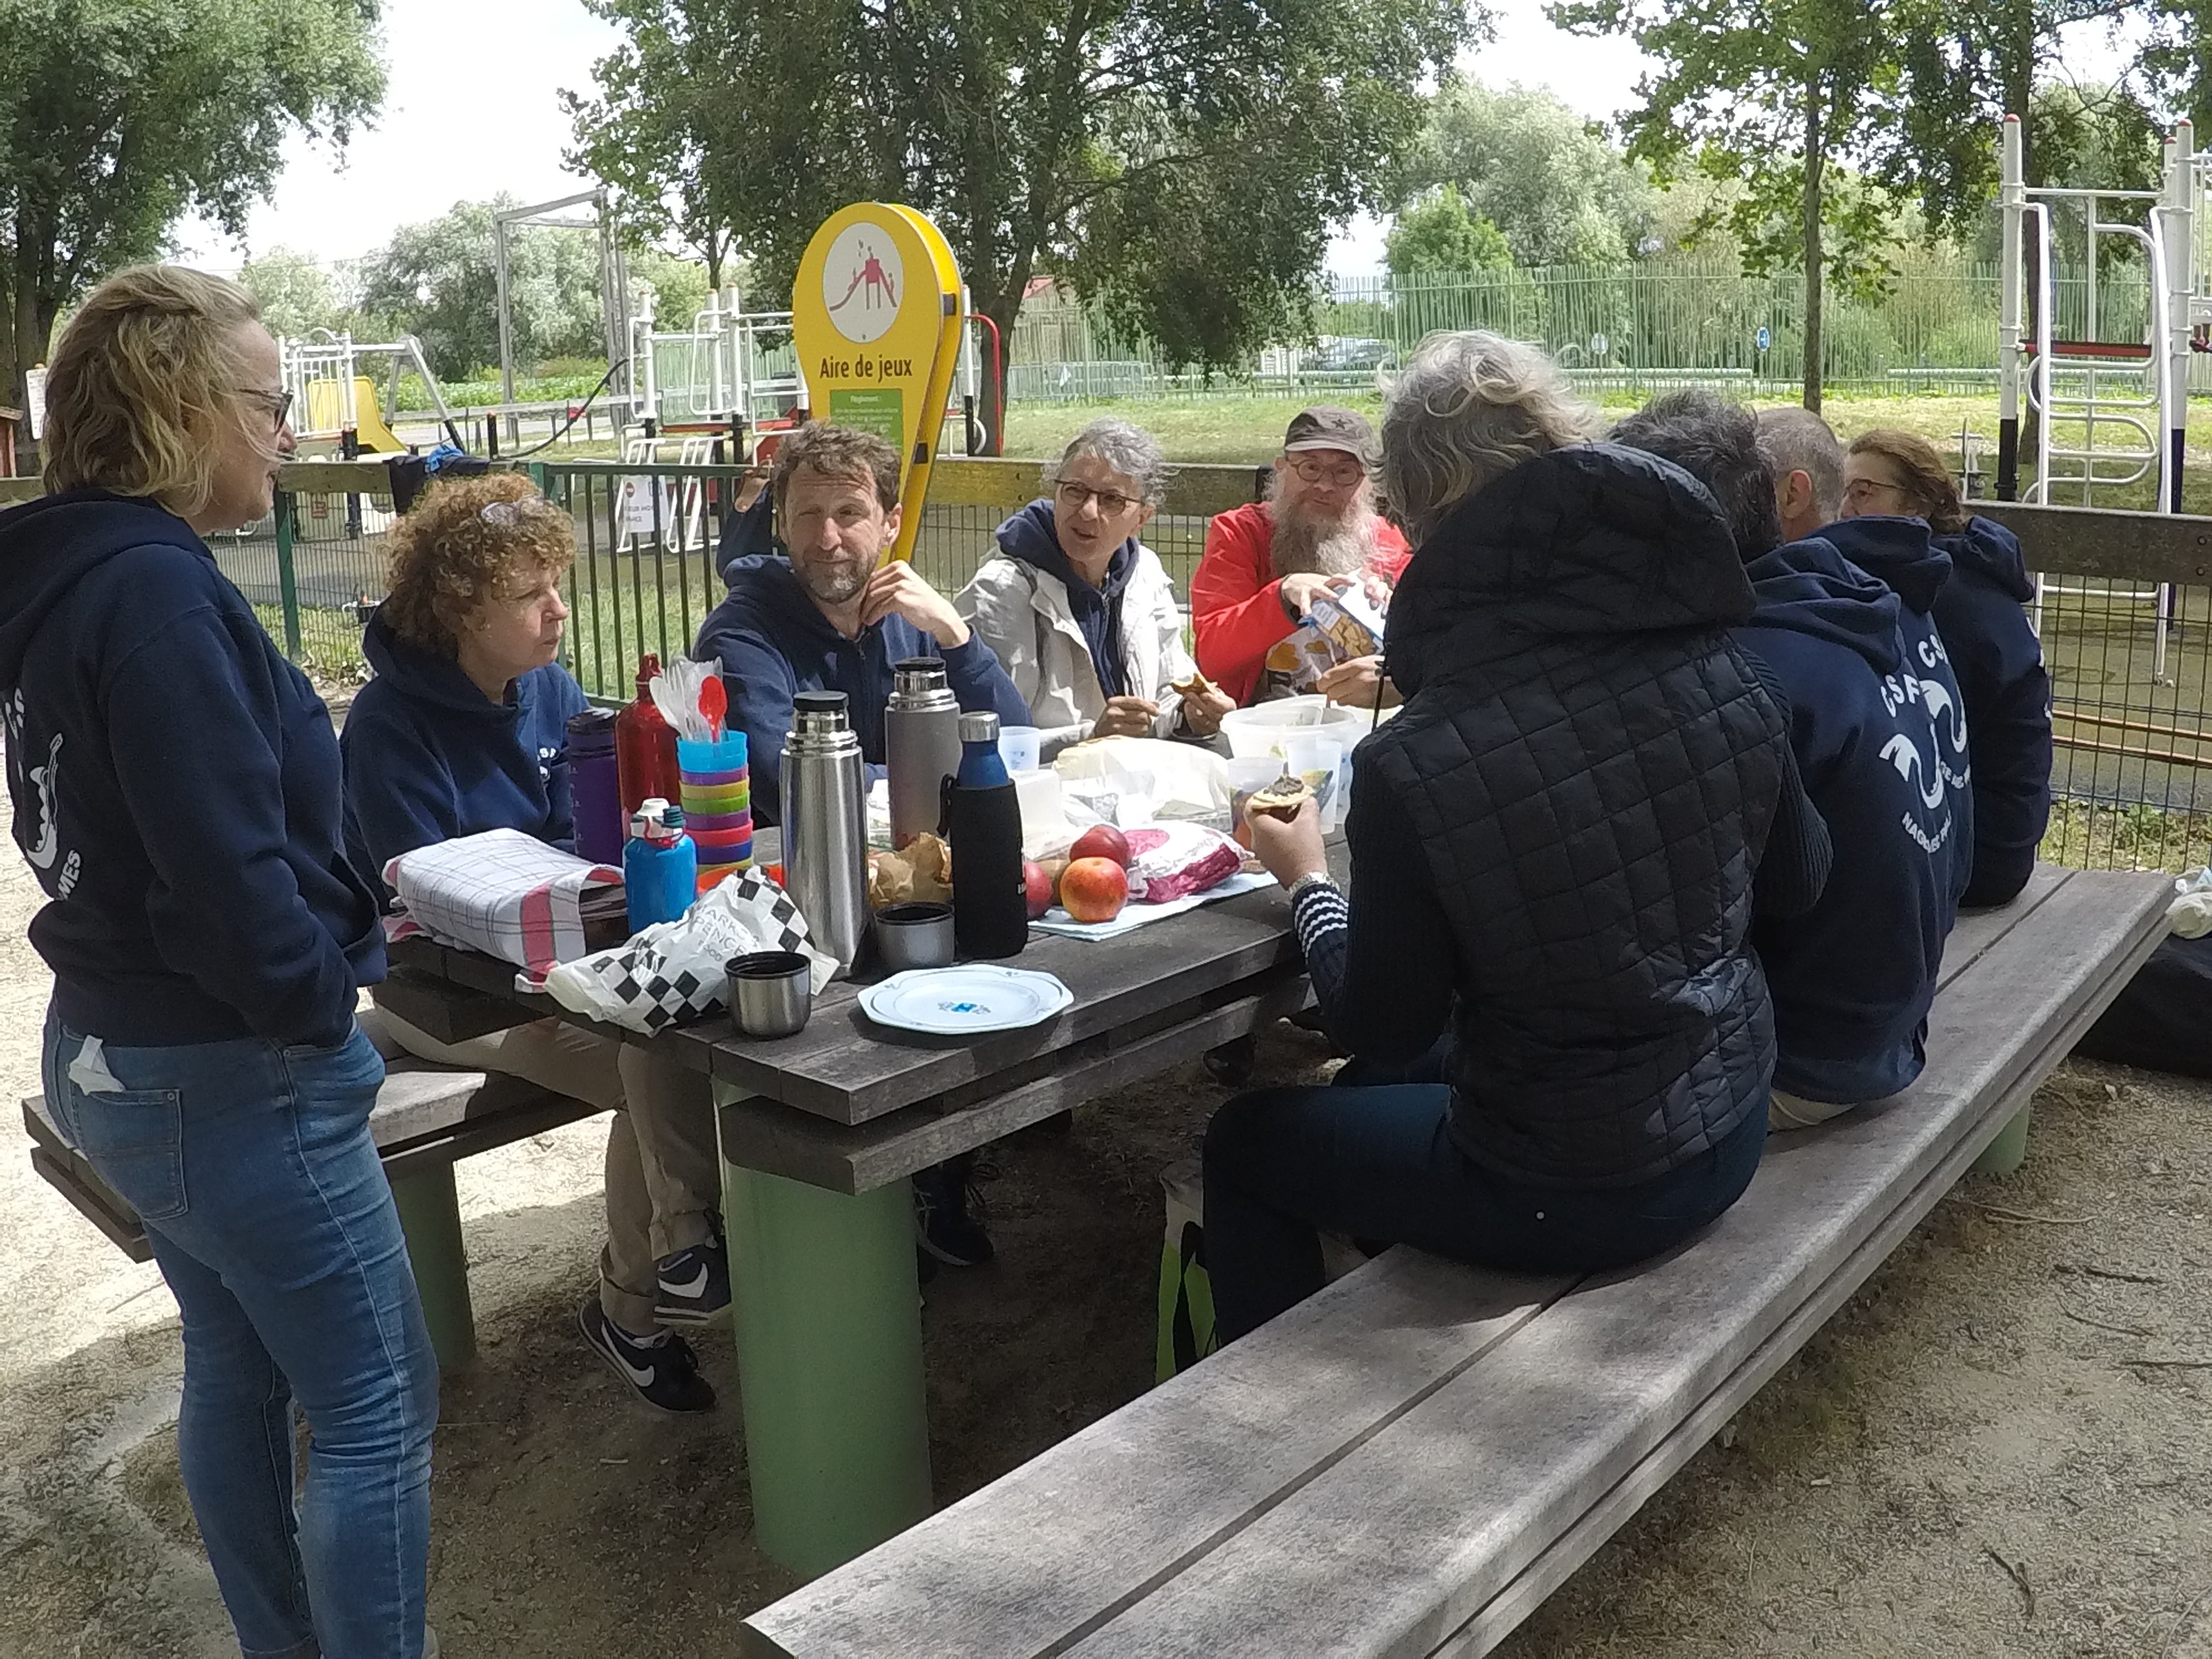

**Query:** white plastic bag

left=542, top=869, right=837, bottom=1034
left=2170, top=867, right=2212, bottom=938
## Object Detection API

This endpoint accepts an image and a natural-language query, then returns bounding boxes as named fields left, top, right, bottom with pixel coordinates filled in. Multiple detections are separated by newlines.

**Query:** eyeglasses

left=1053, top=478, right=1145, bottom=517
left=479, top=498, right=557, bottom=527
left=1288, top=456, right=1366, bottom=489
left=1841, top=477, right=1911, bottom=508
left=239, top=388, right=294, bottom=430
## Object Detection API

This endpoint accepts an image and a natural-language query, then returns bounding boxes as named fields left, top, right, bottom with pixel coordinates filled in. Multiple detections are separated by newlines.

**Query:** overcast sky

left=171, top=0, right=2147, bottom=281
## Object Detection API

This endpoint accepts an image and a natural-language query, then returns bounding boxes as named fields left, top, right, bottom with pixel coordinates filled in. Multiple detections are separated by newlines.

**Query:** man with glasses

left=1191, top=405, right=1411, bottom=706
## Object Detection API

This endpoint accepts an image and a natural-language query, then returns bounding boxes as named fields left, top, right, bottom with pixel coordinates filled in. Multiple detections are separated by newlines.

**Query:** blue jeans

left=43, top=1012, right=437, bottom=1659
left=1202, top=1043, right=1768, bottom=1341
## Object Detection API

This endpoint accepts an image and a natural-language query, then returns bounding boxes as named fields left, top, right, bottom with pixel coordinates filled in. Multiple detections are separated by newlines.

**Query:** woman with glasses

left=0, top=266, right=434, bottom=1656
left=957, top=418, right=1235, bottom=760
left=1839, top=428, right=2052, bottom=907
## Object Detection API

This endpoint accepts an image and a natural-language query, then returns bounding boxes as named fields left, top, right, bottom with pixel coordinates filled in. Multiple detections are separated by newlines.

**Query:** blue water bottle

left=623, top=798, right=698, bottom=931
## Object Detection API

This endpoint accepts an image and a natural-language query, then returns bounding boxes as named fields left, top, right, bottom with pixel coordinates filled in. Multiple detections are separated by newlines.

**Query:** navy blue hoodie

left=1739, top=519, right=1972, bottom=1104
left=0, top=491, right=384, bottom=1048
left=1917, top=518, right=2052, bottom=906
left=341, top=610, right=590, bottom=898
left=994, top=500, right=1138, bottom=698
left=694, top=554, right=1031, bottom=824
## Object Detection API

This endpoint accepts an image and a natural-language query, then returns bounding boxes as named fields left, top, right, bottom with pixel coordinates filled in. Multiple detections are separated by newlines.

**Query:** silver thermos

left=782, top=690, right=870, bottom=973
left=884, top=656, right=962, bottom=849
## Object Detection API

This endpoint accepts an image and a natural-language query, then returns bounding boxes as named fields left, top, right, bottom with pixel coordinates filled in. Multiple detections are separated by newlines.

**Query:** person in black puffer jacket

left=1206, top=332, right=1831, bottom=1342
left=1840, top=428, right=2052, bottom=908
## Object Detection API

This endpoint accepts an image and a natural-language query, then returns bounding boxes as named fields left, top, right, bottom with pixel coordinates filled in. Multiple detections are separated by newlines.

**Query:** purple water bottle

left=567, top=708, right=624, bottom=865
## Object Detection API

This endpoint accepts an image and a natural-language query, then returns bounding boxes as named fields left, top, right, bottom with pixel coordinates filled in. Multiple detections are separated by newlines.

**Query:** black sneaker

left=577, top=1299, right=716, bottom=1413
left=912, top=1154, right=994, bottom=1267
left=654, top=1239, right=731, bottom=1327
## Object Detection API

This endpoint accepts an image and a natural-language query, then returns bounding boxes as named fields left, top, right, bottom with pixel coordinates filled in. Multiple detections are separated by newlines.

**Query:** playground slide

left=302, top=377, right=404, bottom=452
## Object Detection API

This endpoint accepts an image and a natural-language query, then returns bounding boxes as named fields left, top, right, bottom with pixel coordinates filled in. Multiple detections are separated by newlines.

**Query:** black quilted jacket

left=1366, top=443, right=1792, bottom=1187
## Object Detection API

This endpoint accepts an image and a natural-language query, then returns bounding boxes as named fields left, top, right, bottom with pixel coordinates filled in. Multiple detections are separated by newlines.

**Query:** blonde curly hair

left=379, top=473, right=576, bottom=658
left=41, top=265, right=274, bottom=518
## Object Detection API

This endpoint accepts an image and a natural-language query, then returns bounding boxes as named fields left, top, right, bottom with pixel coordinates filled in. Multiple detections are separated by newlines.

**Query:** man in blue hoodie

left=696, top=421, right=1027, bottom=1269
left=1615, top=390, right=1971, bottom=1127
left=694, top=422, right=1029, bottom=825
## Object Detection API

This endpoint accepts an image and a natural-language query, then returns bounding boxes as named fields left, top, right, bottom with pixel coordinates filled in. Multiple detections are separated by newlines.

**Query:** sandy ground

left=0, top=826, right=2207, bottom=1656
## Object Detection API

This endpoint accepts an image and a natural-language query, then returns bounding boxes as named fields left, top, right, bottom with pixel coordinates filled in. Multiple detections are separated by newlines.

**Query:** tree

left=1553, top=0, right=1903, bottom=410
left=628, top=246, right=711, bottom=331
left=355, top=199, right=606, bottom=379
left=570, top=0, right=1481, bottom=421
left=0, top=0, right=382, bottom=418
left=1386, top=186, right=1516, bottom=276
left=1400, top=81, right=1657, bottom=267
left=238, top=247, right=342, bottom=338
left=561, top=1, right=727, bottom=288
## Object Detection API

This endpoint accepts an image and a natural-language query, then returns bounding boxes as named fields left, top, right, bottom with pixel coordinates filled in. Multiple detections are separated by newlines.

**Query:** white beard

left=1270, top=500, right=1379, bottom=580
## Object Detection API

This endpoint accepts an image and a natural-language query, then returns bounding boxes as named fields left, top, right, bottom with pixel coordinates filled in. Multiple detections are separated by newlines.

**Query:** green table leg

left=719, top=1104, right=931, bottom=1577
left=1971, top=1103, right=2033, bottom=1176
left=389, top=1162, right=477, bottom=1373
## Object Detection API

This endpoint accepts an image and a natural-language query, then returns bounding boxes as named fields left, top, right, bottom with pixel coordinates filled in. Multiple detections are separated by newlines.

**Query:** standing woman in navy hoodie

left=1841, top=429, right=2053, bottom=906
left=341, top=473, right=726, bottom=1414
left=0, top=268, right=433, bottom=1656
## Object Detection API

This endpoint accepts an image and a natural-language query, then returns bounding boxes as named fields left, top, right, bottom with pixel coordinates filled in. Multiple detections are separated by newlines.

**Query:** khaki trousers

left=361, top=1008, right=721, bottom=1332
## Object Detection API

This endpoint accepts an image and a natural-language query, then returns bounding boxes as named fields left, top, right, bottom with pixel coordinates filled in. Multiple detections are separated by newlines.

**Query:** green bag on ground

left=1155, top=1161, right=1217, bottom=1382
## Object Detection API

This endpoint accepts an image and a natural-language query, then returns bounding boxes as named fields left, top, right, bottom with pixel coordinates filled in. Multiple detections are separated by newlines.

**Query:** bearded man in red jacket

left=1191, top=405, right=1413, bottom=707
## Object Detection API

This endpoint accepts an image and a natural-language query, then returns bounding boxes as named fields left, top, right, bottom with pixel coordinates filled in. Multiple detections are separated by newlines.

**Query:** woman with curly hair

left=0, top=266, right=429, bottom=1657
left=342, top=472, right=725, bottom=1415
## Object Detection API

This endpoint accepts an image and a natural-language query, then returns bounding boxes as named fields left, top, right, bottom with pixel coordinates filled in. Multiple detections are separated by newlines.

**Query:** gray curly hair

left=1380, top=331, right=1597, bottom=544
left=1044, top=417, right=1171, bottom=505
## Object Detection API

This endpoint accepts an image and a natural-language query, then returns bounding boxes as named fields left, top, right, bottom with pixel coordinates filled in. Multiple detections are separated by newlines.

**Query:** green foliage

left=0, top=0, right=383, bottom=408
left=238, top=246, right=343, bottom=338
left=355, top=198, right=607, bottom=380
left=1400, top=80, right=1656, bottom=267
left=1551, top=0, right=1906, bottom=403
left=572, top=0, right=1482, bottom=379
left=627, top=246, right=711, bottom=332
left=1386, top=186, right=1514, bottom=277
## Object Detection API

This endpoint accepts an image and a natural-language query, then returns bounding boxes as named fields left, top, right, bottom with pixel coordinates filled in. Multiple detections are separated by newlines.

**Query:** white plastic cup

left=1283, top=733, right=1343, bottom=821
left=998, top=724, right=1042, bottom=774
left=1228, top=756, right=1287, bottom=848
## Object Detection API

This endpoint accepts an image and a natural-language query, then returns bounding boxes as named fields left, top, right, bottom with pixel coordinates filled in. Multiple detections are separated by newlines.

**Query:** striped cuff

left=1291, top=880, right=1349, bottom=956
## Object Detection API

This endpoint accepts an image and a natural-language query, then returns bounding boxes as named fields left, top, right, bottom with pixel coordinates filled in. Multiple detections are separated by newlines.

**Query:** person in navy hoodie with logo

left=342, top=473, right=727, bottom=1415
left=1840, top=429, right=2052, bottom=907
left=0, top=267, right=430, bottom=1658
left=1615, top=391, right=1971, bottom=1129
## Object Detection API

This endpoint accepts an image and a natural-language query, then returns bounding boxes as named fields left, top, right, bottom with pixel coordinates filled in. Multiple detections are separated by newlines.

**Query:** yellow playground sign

left=792, top=204, right=965, bottom=564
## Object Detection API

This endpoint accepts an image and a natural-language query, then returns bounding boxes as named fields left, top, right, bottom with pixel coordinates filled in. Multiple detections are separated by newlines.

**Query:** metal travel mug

left=781, top=690, right=870, bottom=972
left=884, top=656, right=962, bottom=850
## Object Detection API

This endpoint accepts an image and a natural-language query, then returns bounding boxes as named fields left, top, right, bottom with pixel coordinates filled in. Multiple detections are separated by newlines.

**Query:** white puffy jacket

left=956, top=548, right=1198, bottom=760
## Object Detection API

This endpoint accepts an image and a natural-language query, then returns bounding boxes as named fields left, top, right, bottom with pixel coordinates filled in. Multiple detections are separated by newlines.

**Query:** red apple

left=1022, top=859, right=1053, bottom=921
left=1069, top=824, right=1133, bottom=868
left=1060, top=856, right=1129, bottom=922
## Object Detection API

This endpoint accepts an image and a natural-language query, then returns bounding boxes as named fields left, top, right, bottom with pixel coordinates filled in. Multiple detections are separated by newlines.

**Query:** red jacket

left=1191, top=502, right=1413, bottom=705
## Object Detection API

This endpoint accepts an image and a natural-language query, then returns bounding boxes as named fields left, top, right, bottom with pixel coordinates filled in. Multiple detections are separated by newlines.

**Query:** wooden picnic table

left=384, top=827, right=1317, bottom=1575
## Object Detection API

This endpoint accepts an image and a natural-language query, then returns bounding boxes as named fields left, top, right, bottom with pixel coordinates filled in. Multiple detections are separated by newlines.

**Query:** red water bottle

left=615, top=652, right=682, bottom=818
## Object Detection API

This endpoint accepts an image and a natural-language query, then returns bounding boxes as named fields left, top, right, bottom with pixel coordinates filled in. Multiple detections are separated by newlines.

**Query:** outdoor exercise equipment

left=1997, top=113, right=2203, bottom=679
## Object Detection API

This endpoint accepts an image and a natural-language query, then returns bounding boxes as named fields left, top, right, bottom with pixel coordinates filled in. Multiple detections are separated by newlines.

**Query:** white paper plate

left=858, top=966, right=1074, bottom=1036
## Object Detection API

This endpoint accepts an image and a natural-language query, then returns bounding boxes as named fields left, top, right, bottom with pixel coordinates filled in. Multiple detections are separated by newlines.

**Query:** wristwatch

left=1286, top=872, right=1339, bottom=905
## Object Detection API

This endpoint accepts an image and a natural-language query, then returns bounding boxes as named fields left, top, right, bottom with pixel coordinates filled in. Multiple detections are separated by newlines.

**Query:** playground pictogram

left=821, top=226, right=905, bottom=343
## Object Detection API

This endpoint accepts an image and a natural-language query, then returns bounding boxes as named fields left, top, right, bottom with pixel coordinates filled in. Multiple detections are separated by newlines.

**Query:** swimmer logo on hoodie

left=5, top=688, right=77, bottom=897
left=1875, top=628, right=1970, bottom=856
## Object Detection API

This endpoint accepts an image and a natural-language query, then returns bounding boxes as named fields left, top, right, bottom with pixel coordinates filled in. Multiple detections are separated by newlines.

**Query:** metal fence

left=1009, top=257, right=2175, bottom=400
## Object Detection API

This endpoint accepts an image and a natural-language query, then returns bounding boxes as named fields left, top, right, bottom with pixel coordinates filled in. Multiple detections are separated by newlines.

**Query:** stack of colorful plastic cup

left=675, top=733, right=752, bottom=891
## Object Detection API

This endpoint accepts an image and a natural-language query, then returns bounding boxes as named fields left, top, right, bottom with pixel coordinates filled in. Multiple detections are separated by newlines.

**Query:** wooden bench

left=22, top=971, right=601, bottom=1373
left=740, top=863, right=2171, bottom=1657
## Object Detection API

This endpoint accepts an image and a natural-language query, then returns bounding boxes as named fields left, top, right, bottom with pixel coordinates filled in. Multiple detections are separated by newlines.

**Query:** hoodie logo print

left=4, top=690, right=62, bottom=872
left=1880, top=733, right=1947, bottom=810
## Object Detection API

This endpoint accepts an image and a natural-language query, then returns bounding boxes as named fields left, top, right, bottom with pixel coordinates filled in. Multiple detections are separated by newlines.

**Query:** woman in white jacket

left=957, top=419, right=1235, bottom=760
